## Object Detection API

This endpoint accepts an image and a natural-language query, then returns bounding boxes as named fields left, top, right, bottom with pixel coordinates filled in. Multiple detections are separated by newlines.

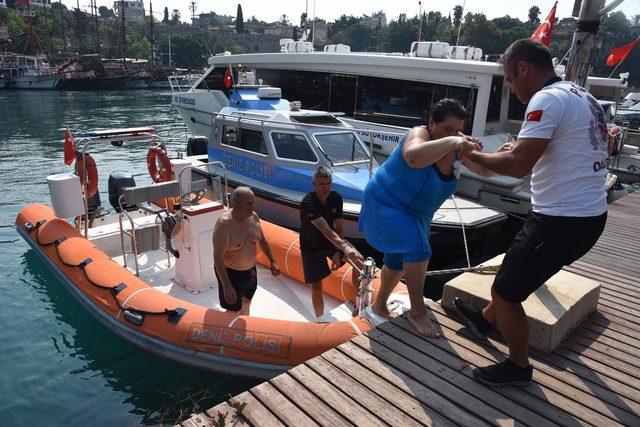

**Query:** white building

left=360, top=11, right=387, bottom=29
left=113, top=1, right=145, bottom=22
left=264, top=24, right=293, bottom=37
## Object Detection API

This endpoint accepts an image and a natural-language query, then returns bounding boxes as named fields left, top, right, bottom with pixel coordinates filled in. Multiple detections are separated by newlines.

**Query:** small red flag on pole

left=64, top=129, right=77, bottom=165
left=606, top=38, right=639, bottom=67
left=531, top=2, right=558, bottom=47
left=224, top=65, right=233, bottom=89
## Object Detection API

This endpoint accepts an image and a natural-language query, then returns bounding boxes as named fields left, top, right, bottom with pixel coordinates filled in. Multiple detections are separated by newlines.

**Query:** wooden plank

left=597, top=300, right=640, bottom=325
left=432, top=302, right=640, bottom=411
left=250, top=382, right=319, bottom=426
left=181, top=413, right=216, bottom=427
left=289, top=363, right=386, bottom=427
left=369, top=323, right=584, bottom=426
left=269, top=374, right=352, bottom=427
left=567, top=335, right=640, bottom=370
left=340, top=339, right=539, bottom=427
left=594, top=309, right=640, bottom=332
left=387, top=317, right=626, bottom=427
left=204, top=402, right=251, bottom=427
left=305, top=356, right=432, bottom=426
left=228, top=391, right=284, bottom=427
left=578, top=323, right=640, bottom=352
left=322, top=347, right=493, bottom=426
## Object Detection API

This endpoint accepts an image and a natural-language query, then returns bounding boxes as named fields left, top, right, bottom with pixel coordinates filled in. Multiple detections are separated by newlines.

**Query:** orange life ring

left=147, top=146, right=172, bottom=183
left=75, top=153, right=99, bottom=197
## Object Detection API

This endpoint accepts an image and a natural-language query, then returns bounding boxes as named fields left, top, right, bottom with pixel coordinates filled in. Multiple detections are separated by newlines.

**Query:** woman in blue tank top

left=359, top=99, right=495, bottom=337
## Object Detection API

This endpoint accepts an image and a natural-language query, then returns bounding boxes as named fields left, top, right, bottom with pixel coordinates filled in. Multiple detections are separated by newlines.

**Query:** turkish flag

left=224, top=66, right=233, bottom=89
left=531, top=2, right=557, bottom=47
left=64, top=129, right=76, bottom=165
left=606, top=39, right=639, bottom=67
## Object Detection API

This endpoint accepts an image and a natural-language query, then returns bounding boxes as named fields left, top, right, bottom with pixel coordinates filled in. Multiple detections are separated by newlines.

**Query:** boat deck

left=182, top=190, right=640, bottom=426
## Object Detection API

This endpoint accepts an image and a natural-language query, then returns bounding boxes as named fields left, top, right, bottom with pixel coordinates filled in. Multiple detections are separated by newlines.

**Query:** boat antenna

left=565, top=0, right=625, bottom=87
left=417, top=1, right=423, bottom=42
left=455, top=0, right=466, bottom=47
left=311, top=0, right=316, bottom=47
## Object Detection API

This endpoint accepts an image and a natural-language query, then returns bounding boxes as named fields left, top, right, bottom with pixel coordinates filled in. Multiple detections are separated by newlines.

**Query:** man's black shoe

left=473, top=358, right=533, bottom=387
left=453, top=297, right=492, bottom=339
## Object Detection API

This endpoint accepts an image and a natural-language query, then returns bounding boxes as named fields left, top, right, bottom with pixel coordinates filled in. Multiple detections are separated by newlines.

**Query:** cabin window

left=314, top=132, right=369, bottom=164
left=291, top=115, right=341, bottom=125
left=221, top=126, right=268, bottom=155
left=354, top=76, right=476, bottom=133
left=271, top=133, right=318, bottom=162
left=254, top=69, right=330, bottom=111
left=507, top=92, right=527, bottom=121
left=487, top=76, right=503, bottom=122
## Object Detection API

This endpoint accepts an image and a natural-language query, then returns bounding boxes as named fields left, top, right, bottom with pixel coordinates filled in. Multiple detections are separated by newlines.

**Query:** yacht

left=192, top=85, right=506, bottom=257
left=171, top=41, right=628, bottom=213
left=0, top=52, right=58, bottom=89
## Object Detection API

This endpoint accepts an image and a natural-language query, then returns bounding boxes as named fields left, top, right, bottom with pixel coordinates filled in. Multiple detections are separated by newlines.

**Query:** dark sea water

left=0, top=90, right=258, bottom=426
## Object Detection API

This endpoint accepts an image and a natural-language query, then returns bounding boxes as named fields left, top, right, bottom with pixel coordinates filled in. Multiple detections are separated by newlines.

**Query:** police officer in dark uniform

left=300, top=167, right=364, bottom=317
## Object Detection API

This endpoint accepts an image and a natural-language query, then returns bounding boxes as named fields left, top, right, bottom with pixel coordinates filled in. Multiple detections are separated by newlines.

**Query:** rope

left=426, top=264, right=500, bottom=276
left=451, top=194, right=471, bottom=269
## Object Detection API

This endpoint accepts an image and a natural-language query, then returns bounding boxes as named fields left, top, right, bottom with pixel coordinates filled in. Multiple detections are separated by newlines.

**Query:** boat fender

left=147, top=146, right=172, bottom=183
left=74, top=153, right=99, bottom=198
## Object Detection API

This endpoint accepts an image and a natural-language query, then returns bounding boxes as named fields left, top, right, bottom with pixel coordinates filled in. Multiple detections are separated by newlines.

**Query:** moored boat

left=16, top=128, right=410, bottom=377
left=195, top=85, right=507, bottom=259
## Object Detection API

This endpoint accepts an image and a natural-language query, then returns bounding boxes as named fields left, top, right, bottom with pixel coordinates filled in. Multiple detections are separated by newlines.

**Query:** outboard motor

left=108, top=172, right=136, bottom=212
left=186, top=136, right=208, bottom=156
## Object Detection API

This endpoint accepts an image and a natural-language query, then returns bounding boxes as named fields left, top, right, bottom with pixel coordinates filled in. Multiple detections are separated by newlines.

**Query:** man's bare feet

left=371, top=301, right=398, bottom=320
left=408, top=312, right=440, bottom=338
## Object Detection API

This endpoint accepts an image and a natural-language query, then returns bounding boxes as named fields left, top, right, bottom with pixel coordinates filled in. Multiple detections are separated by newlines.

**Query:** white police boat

left=194, top=86, right=507, bottom=258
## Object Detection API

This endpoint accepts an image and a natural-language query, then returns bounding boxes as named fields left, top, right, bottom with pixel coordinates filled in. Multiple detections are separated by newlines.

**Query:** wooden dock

left=182, top=191, right=640, bottom=426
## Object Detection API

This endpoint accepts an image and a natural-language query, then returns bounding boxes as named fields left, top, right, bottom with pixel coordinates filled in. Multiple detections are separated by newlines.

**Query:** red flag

left=531, top=2, right=557, bottom=47
left=606, top=39, right=639, bottom=67
left=224, top=66, right=233, bottom=89
left=64, top=129, right=77, bottom=165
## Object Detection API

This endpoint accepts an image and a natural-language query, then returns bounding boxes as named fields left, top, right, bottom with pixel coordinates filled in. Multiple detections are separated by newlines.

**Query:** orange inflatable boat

left=17, top=170, right=409, bottom=377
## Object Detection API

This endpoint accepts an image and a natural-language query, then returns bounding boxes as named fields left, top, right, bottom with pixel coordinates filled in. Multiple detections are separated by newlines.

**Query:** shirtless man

left=213, top=187, right=280, bottom=315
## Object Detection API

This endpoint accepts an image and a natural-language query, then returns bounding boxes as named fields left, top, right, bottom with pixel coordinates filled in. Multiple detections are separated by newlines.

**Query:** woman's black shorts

left=493, top=211, right=606, bottom=303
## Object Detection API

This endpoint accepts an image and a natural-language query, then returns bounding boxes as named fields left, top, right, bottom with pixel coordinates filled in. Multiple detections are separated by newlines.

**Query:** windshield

left=314, top=132, right=369, bottom=164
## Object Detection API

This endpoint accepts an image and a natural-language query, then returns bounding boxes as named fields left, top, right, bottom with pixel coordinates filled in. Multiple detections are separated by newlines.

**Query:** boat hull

left=16, top=204, right=382, bottom=378
left=9, top=75, right=58, bottom=89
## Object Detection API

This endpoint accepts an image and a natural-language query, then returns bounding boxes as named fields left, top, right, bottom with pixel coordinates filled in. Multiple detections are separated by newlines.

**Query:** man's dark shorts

left=301, top=247, right=342, bottom=284
left=493, top=211, right=607, bottom=303
left=215, top=266, right=258, bottom=311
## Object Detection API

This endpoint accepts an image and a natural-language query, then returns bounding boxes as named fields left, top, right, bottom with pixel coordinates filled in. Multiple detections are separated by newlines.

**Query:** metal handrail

left=74, top=132, right=167, bottom=237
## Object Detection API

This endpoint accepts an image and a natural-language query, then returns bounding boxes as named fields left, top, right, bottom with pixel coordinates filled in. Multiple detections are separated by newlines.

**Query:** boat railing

left=210, top=111, right=406, bottom=178
left=74, top=129, right=167, bottom=238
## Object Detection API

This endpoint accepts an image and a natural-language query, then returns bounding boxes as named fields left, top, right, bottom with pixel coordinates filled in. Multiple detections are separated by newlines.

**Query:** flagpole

left=417, top=1, right=423, bottom=42
left=608, top=36, right=640, bottom=78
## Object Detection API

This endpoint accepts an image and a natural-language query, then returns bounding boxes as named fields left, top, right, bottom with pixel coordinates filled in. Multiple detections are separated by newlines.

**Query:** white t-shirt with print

left=518, top=80, right=608, bottom=217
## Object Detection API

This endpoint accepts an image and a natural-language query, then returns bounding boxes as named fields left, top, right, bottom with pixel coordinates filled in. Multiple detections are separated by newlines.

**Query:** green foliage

left=170, top=9, right=180, bottom=25
left=236, top=4, right=244, bottom=33
left=162, top=7, right=168, bottom=24
left=528, top=6, right=541, bottom=28
left=98, top=6, right=114, bottom=19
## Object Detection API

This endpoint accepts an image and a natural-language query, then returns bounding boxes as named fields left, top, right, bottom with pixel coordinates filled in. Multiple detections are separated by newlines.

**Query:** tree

left=528, top=6, right=540, bottom=29
left=279, top=14, right=289, bottom=25
left=236, top=4, right=244, bottom=33
left=171, top=9, right=180, bottom=25
left=453, top=5, right=463, bottom=30
left=98, top=6, right=114, bottom=19
left=162, top=7, right=169, bottom=24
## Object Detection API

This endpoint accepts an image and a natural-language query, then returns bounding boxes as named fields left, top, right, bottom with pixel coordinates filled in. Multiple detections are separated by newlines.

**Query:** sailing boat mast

left=565, top=0, right=625, bottom=86
left=149, top=0, right=155, bottom=65
left=26, top=0, right=36, bottom=55
left=93, top=0, right=100, bottom=53
left=121, top=0, right=126, bottom=67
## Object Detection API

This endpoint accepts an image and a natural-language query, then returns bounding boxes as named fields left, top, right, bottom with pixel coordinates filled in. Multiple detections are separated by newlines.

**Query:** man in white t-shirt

left=455, top=39, right=608, bottom=387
